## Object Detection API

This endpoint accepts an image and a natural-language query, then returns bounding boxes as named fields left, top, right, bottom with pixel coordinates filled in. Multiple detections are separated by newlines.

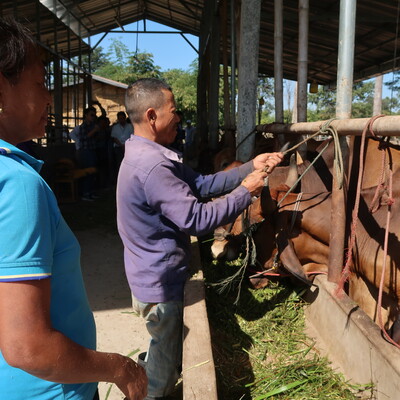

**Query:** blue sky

left=88, top=20, right=199, bottom=72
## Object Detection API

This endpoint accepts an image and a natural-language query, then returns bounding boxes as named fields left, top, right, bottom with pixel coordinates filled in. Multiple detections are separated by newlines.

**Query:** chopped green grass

left=202, top=254, right=375, bottom=400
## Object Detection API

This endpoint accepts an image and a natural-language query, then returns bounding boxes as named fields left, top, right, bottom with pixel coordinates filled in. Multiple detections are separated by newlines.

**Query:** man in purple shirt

left=116, top=78, right=283, bottom=400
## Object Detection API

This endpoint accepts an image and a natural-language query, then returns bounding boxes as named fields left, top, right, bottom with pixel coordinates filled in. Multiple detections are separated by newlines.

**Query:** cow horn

left=279, top=142, right=291, bottom=153
left=285, top=153, right=298, bottom=188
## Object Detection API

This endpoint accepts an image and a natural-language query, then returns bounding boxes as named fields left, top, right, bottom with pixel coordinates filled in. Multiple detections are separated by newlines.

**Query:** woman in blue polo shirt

left=0, top=17, right=147, bottom=400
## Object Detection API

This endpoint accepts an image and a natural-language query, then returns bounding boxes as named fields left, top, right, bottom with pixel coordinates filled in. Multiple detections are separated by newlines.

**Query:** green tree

left=257, top=75, right=274, bottom=124
left=307, top=87, right=336, bottom=121
left=162, top=60, right=198, bottom=122
left=382, top=96, right=400, bottom=114
left=307, top=80, right=380, bottom=120
left=94, top=38, right=161, bottom=84
left=70, top=46, right=108, bottom=72
left=351, top=81, right=374, bottom=118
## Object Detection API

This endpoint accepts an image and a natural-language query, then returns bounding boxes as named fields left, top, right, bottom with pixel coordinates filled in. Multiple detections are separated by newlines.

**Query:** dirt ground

left=77, top=229, right=150, bottom=400
left=62, top=191, right=150, bottom=400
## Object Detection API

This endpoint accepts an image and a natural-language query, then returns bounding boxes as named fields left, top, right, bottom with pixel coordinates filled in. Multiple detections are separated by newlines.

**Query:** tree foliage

left=257, top=75, right=275, bottom=124
left=307, top=79, right=400, bottom=121
left=93, top=38, right=162, bottom=84
left=162, top=60, right=198, bottom=122
left=74, top=37, right=400, bottom=126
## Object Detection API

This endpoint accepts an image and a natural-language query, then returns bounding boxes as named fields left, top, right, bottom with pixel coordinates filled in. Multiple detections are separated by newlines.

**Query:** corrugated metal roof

left=1, top=0, right=400, bottom=86
left=92, top=74, right=128, bottom=89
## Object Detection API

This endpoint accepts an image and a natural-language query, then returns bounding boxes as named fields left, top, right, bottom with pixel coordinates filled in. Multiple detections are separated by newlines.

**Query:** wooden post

left=183, top=239, right=218, bottom=400
left=373, top=75, right=383, bottom=116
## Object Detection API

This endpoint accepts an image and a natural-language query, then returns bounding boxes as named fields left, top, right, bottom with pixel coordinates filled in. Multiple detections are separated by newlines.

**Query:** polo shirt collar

left=0, top=139, right=44, bottom=173
left=130, top=135, right=183, bottom=163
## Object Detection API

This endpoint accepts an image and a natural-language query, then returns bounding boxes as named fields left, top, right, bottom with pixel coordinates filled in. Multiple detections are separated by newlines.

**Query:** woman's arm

left=0, top=279, right=147, bottom=400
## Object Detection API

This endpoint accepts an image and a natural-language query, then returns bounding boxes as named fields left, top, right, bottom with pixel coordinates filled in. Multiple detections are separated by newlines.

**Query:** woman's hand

left=115, top=356, right=148, bottom=400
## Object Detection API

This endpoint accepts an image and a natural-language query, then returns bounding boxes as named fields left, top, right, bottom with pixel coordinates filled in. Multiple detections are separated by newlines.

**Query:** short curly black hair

left=0, top=17, right=35, bottom=84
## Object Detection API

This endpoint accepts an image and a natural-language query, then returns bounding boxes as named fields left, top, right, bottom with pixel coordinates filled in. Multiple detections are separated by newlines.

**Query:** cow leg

left=349, top=274, right=380, bottom=322
left=302, top=263, right=328, bottom=276
left=390, top=315, right=400, bottom=344
left=349, top=274, right=392, bottom=325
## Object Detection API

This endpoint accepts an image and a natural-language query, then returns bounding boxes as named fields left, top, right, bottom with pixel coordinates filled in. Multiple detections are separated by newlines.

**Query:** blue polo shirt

left=0, top=140, right=97, bottom=399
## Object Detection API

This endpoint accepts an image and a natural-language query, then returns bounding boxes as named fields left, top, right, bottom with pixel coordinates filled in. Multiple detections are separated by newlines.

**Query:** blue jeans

left=132, top=295, right=182, bottom=398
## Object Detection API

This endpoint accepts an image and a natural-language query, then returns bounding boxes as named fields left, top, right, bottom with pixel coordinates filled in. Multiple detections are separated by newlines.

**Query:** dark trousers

left=93, top=388, right=100, bottom=400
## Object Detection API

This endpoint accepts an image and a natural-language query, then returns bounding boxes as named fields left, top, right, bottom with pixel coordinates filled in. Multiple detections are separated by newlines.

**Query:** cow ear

left=260, top=186, right=276, bottom=216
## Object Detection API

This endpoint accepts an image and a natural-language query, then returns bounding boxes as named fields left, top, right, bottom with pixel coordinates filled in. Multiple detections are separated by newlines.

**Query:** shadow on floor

left=60, top=187, right=133, bottom=312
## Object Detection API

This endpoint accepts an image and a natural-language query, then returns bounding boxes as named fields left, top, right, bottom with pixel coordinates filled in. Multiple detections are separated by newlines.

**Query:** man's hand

left=253, top=152, right=284, bottom=174
left=241, top=169, right=268, bottom=197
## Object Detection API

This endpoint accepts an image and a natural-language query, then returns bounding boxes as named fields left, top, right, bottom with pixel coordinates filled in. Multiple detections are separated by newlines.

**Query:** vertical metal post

left=222, top=0, right=231, bottom=130
left=209, top=4, right=220, bottom=150
left=53, top=56, right=63, bottom=144
left=297, top=0, right=309, bottom=123
left=230, top=0, right=236, bottom=127
left=328, top=0, right=357, bottom=284
left=35, top=0, right=41, bottom=41
left=237, top=0, right=262, bottom=162
left=196, top=0, right=211, bottom=146
left=274, top=0, right=284, bottom=124
left=336, top=0, right=357, bottom=120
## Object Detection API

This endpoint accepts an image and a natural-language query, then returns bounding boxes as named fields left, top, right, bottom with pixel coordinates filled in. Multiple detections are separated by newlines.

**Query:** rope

left=248, top=269, right=327, bottom=279
left=276, top=141, right=330, bottom=208
left=278, top=128, right=326, bottom=156
left=214, top=119, right=344, bottom=302
left=212, top=205, right=261, bottom=304
left=369, top=142, right=388, bottom=214
left=319, top=118, right=344, bottom=189
left=289, top=193, right=303, bottom=233
left=236, top=128, right=256, bottom=150
left=338, top=115, right=386, bottom=290
left=376, top=170, right=400, bottom=349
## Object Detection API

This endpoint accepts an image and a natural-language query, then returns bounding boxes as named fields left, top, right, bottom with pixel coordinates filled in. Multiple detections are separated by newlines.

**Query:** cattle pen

left=182, top=115, right=400, bottom=400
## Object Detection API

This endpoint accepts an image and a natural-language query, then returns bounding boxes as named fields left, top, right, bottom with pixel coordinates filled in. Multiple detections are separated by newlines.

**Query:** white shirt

left=111, top=123, right=134, bottom=147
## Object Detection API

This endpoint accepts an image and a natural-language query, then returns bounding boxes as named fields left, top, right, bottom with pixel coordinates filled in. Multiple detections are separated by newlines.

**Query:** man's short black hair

left=125, top=78, right=172, bottom=124
left=83, top=106, right=96, bottom=117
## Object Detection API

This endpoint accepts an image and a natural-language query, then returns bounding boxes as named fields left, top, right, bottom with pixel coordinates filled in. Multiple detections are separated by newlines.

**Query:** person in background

left=183, top=119, right=196, bottom=164
left=170, top=110, right=185, bottom=153
left=70, top=106, right=99, bottom=201
left=0, top=17, right=147, bottom=400
left=117, top=78, right=283, bottom=400
left=111, top=110, right=134, bottom=176
left=96, top=115, right=112, bottom=189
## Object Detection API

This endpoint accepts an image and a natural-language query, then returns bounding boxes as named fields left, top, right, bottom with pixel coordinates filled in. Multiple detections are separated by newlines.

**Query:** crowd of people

left=69, top=101, right=197, bottom=201
left=0, top=17, right=284, bottom=400
left=69, top=104, right=134, bottom=200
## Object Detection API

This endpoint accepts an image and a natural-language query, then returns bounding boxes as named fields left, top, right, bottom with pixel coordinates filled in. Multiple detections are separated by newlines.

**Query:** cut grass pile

left=202, top=256, right=374, bottom=400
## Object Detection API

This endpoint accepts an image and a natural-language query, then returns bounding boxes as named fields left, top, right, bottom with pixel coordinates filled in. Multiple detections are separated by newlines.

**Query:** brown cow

left=259, top=178, right=400, bottom=341
left=210, top=139, right=334, bottom=263
left=211, top=136, right=400, bottom=342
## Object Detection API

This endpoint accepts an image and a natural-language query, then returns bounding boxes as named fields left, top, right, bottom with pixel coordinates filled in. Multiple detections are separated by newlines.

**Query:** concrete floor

left=76, top=229, right=150, bottom=400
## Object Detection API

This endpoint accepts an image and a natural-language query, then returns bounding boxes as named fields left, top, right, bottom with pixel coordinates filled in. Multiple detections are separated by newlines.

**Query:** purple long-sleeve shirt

left=116, top=135, right=253, bottom=302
